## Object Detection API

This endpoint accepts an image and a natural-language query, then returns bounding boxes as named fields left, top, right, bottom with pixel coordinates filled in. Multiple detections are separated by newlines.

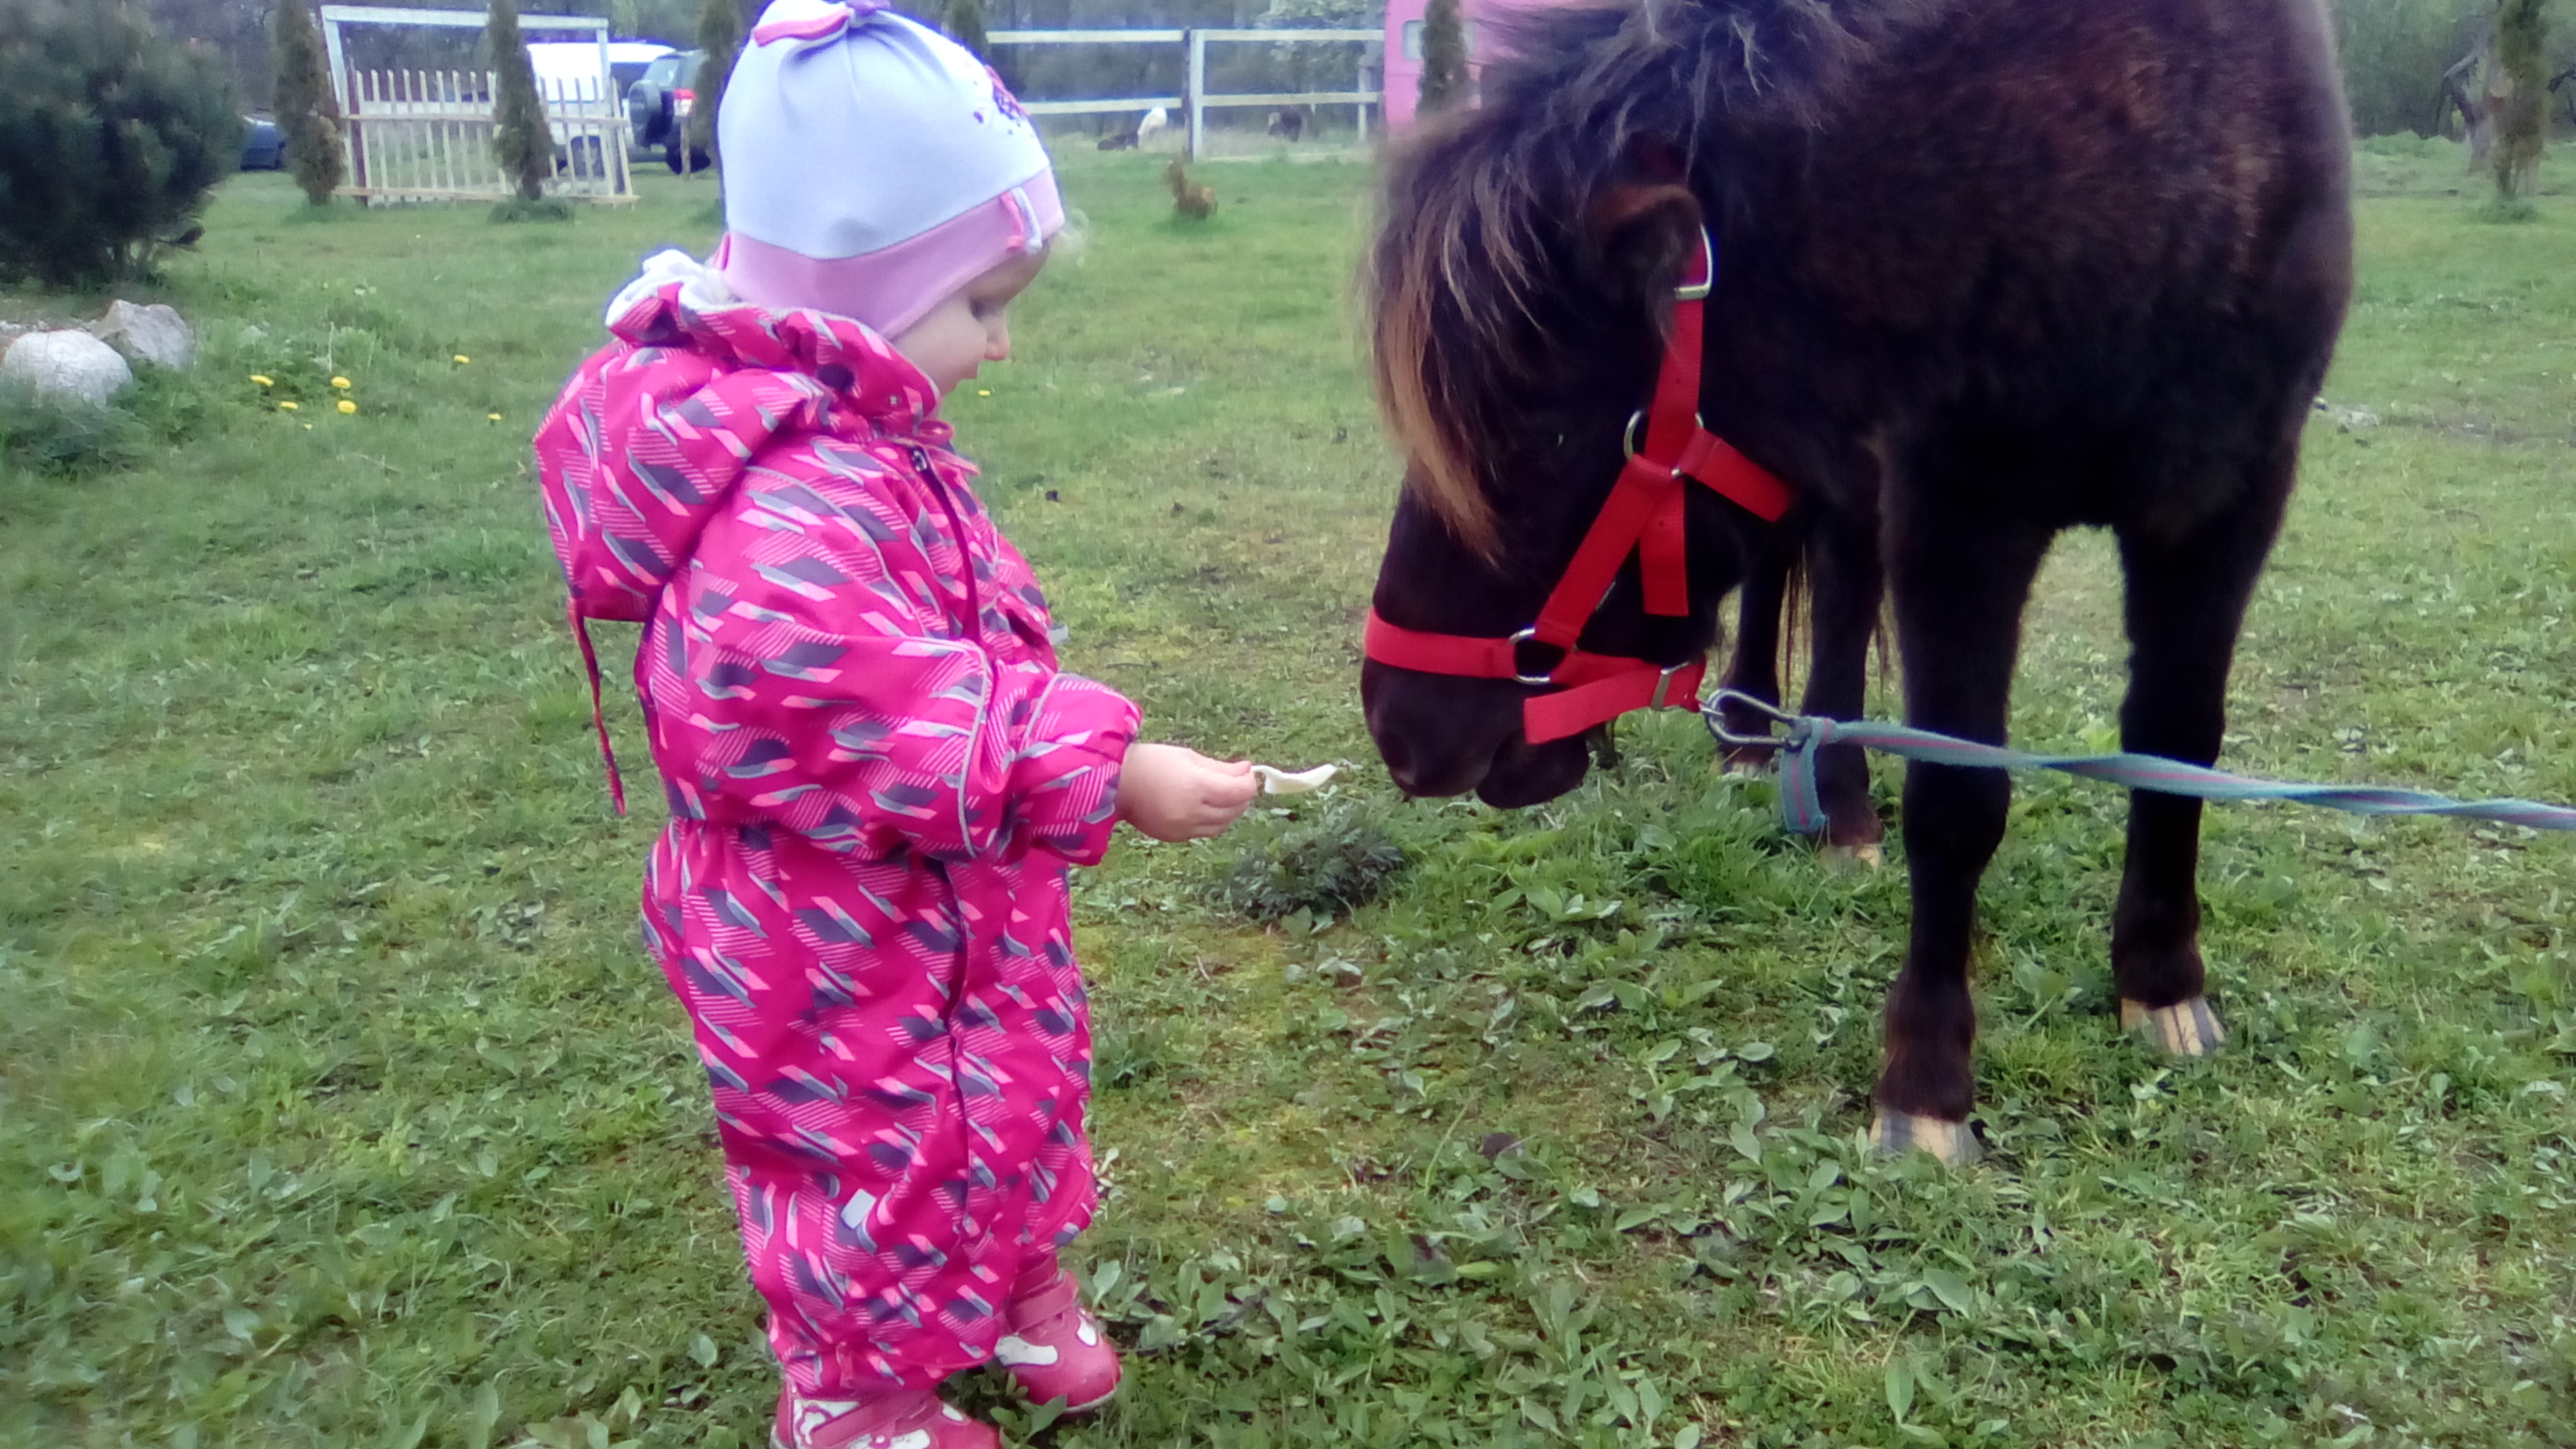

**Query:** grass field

left=3, top=145, right=2573, bottom=1449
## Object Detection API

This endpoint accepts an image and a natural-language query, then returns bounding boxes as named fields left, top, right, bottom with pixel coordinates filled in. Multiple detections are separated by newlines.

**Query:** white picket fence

left=342, top=70, right=634, bottom=205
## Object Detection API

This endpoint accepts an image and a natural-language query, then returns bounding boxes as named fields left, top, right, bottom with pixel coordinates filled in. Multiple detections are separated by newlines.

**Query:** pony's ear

left=1589, top=182, right=1702, bottom=309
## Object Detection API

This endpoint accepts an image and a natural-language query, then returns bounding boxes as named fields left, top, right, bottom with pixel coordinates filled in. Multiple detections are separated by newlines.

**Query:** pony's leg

left=2110, top=454, right=2295, bottom=1057
left=1800, top=510, right=1885, bottom=865
left=1872, top=508, right=2052, bottom=1164
left=1712, top=529, right=1791, bottom=775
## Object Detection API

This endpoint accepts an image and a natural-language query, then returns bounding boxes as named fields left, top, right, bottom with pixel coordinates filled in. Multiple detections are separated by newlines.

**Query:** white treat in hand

left=1251, top=763, right=1337, bottom=795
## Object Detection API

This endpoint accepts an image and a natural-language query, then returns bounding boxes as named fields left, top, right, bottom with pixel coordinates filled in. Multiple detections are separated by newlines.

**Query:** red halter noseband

left=1363, top=226, right=1794, bottom=745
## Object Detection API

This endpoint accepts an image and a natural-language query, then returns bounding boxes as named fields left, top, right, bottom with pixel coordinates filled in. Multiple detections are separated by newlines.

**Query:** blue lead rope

left=1700, top=688, right=2576, bottom=838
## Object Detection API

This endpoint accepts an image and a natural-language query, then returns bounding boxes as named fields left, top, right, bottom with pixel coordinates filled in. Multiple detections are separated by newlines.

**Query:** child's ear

left=1588, top=183, right=1701, bottom=311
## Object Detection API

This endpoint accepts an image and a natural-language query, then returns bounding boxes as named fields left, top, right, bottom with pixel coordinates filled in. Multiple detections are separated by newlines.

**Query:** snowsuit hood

left=540, top=249, right=953, bottom=627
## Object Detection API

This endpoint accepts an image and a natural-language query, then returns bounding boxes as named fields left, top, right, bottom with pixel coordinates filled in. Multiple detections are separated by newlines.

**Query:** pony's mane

left=1367, top=0, right=1903, bottom=553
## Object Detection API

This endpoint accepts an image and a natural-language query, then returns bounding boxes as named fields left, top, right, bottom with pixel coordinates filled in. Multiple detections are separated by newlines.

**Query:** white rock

left=2, top=330, right=135, bottom=408
left=92, top=300, right=195, bottom=370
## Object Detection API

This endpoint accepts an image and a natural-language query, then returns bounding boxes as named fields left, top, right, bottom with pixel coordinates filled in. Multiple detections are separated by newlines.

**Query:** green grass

left=3, top=149, right=2572, bottom=1449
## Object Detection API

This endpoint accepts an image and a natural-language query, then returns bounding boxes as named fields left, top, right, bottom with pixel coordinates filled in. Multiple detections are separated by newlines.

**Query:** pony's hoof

left=2120, top=996, right=2226, bottom=1057
left=1869, top=1111, right=1981, bottom=1166
left=1823, top=842, right=1884, bottom=871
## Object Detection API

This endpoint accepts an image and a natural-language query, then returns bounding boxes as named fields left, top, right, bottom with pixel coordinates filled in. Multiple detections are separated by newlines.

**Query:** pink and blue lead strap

left=1701, top=688, right=2576, bottom=838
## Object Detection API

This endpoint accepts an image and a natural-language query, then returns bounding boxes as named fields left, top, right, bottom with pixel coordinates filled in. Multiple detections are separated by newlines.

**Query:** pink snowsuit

left=533, top=269, right=1139, bottom=1394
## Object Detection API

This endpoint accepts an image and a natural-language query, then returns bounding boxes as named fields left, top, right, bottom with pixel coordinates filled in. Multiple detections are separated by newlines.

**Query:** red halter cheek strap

left=1364, top=226, right=1794, bottom=745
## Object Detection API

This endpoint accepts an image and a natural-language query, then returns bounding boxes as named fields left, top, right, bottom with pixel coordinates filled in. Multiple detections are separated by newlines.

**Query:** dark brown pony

left=1361, top=0, right=2352, bottom=1161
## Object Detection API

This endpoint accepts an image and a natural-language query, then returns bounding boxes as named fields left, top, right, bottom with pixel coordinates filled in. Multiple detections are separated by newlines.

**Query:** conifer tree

left=273, top=2, right=343, bottom=206
left=1417, top=0, right=1469, bottom=116
left=488, top=0, right=551, bottom=202
left=683, top=0, right=743, bottom=175
left=944, top=0, right=990, bottom=64
left=2492, top=0, right=2546, bottom=202
left=0, top=0, right=238, bottom=285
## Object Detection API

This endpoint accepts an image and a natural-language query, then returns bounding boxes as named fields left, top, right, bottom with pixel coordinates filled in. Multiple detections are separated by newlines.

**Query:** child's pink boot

left=771, top=1389, right=999, bottom=1449
left=996, top=1263, right=1122, bottom=1411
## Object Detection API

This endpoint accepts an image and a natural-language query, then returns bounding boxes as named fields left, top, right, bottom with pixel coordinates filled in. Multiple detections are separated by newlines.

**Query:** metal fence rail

left=988, top=27, right=1384, bottom=154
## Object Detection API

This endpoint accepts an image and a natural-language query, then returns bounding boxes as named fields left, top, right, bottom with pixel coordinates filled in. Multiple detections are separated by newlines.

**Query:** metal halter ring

left=1508, top=626, right=1561, bottom=686
left=1621, top=408, right=1709, bottom=464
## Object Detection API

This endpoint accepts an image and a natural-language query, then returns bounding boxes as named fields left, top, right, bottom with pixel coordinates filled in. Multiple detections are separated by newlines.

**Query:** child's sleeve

left=646, top=475, right=1139, bottom=867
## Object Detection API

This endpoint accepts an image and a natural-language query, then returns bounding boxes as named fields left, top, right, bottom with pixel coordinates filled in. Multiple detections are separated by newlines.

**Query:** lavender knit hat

left=712, top=0, right=1062, bottom=340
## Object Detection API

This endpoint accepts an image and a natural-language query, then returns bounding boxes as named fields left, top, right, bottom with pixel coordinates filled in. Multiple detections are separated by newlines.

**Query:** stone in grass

left=2, top=330, right=135, bottom=408
left=91, top=301, right=195, bottom=371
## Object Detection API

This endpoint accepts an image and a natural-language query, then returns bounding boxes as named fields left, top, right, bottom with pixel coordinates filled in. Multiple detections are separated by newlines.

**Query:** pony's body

left=1362, top=0, right=2351, bottom=1156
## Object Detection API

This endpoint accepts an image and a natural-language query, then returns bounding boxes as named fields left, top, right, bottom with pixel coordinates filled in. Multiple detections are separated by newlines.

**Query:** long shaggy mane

left=1365, top=0, right=1905, bottom=553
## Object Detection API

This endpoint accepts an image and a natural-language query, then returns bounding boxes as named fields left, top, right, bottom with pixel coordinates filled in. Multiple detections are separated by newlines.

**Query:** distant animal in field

left=1097, top=127, right=1139, bottom=151
left=1266, top=106, right=1308, bottom=142
left=1137, top=106, right=1171, bottom=145
left=1361, top=0, right=2353, bottom=1165
left=1166, top=158, right=1216, bottom=220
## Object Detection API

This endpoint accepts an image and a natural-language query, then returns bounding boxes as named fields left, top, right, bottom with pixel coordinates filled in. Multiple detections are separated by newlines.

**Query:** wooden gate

left=343, top=70, right=633, bottom=205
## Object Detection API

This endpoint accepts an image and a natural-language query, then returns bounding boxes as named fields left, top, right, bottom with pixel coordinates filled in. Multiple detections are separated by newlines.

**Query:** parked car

left=240, top=115, right=283, bottom=170
left=626, top=49, right=710, bottom=172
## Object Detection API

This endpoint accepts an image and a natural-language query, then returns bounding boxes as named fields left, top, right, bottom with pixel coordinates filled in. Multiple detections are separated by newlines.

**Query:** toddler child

left=532, top=4, right=1258, bottom=1444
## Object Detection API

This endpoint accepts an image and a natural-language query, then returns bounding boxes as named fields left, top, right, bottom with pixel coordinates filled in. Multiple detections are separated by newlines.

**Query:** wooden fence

left=342, top=70, right=634, bottom=205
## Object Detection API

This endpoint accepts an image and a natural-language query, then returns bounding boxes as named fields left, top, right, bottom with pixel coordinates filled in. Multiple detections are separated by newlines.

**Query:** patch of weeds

left=0, top=384, right=142, bottom=476
left=1215, top=799, right=1406, bottom=923
left=491, top=196, right=577, bottom=224
left=2471, top=195, right=2542, bottom=223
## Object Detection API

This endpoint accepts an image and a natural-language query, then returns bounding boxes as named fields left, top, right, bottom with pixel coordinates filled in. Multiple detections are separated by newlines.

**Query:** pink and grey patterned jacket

left=532, top=254, right=1138, bottom=1381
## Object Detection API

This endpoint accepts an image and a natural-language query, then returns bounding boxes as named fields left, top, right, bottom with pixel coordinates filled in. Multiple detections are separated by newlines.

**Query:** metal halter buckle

left=1649, top=663, right=1685, bottom=709
left=1674, top=226, right=1715, bottom=302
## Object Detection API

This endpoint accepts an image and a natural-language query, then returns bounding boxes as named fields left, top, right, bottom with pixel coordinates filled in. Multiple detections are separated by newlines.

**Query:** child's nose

left=984, top=318, right=1011, bottom=362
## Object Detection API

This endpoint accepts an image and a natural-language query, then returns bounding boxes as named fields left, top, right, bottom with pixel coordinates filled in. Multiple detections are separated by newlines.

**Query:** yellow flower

left=487, top=413, right=504, bottom=422
left=250, top=374, right=274, bottom=387
left=453, top=355, right=471, bottom=365
left=303, top=423, right=313, bottom=430
left=976, top=389, right=991, bottom=397
left=330, top=376, right=351, bottom=390
left=278, top=400, right=299, bottom=411
left=337, top=399, right=358, bottom=415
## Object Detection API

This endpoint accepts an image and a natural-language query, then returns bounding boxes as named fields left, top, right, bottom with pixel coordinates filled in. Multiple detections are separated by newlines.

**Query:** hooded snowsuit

left=534, top=254, right=1138, bottom=1394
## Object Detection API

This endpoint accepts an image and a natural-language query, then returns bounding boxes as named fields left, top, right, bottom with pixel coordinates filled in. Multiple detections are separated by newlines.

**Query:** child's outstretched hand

left=1116, top=743, right=1257, bottom=842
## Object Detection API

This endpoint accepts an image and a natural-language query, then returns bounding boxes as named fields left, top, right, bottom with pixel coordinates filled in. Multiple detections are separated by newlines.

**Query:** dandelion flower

left=337, top=399, right=358, bottom=415
left=453, top=355, right=471, bottom=365
left=487, top=413, right=504, bottom=422
left=278, top=400, right=300, bottom=411
left=250, top=374, right=274, bottom=387
left=330, top=376, right=351, bottom=390
left=977, top=389, right=991, bottom=397
left=304, top=423, right=314, bottom=430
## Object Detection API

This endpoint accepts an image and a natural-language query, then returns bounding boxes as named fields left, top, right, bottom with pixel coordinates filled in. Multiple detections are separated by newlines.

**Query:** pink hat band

left=715, top=169, right=1062, bottom=340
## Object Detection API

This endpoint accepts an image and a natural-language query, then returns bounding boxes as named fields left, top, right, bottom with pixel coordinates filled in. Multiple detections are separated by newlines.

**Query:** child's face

left=890, top=250, right=1048, bottom=397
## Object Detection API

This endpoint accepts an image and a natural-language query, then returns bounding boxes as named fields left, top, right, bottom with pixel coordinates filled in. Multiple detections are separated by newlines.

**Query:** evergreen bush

left=273, top=1, right=342, bottom=206
left=685, top=0, right=743, bottom=174
left=487, top=0, right=551, bottom=204
left=0, top=0, right=240, bottom=287
left=1416, top=0, right=1469, bottom=116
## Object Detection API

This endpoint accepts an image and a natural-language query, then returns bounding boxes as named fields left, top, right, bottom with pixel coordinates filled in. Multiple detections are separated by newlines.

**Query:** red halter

left=1363, top=227, right=1794, bottom=745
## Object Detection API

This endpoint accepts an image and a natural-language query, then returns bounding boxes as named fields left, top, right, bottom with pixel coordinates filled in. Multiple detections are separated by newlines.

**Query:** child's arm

left=647, top=493, right=1140, bottom=866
